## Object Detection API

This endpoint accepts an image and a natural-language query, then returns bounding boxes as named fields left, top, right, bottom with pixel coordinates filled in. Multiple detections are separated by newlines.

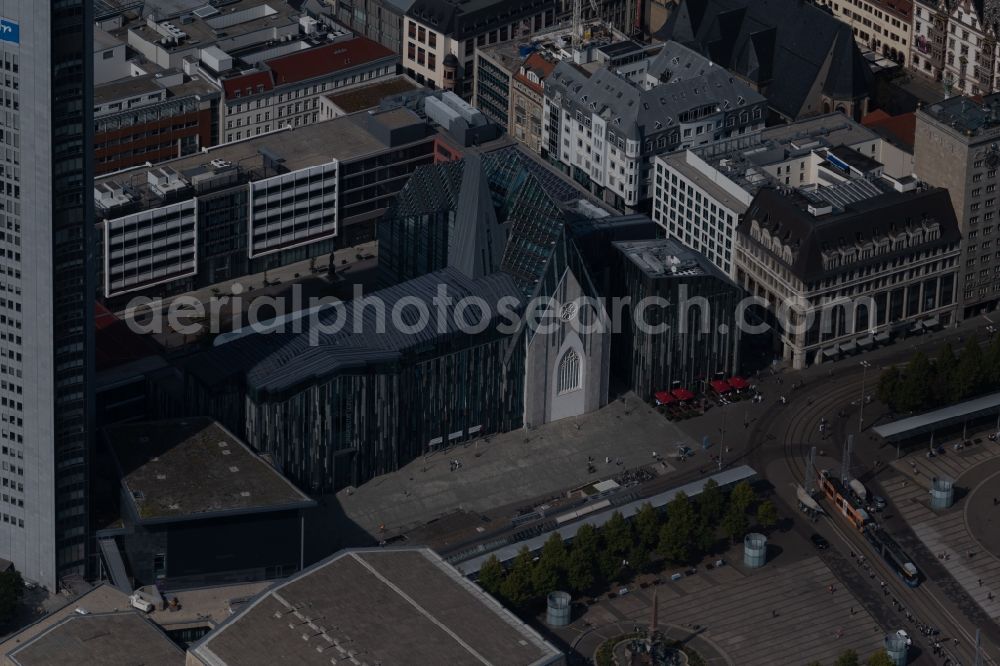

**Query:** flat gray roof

left=126, top=0, right=301, bottom=52
left=5, top=612, right=184, bottom=666
left=94, top=75, right=165, bottom=106
left=94, top=27, right=122, bottom=51
left=755, top=113, right=880, bottom=150
left=325, top=76, right=421, bottom=113
left=105, top=417, right=313, bottom=523
left=873, top=391, right=1000, bottom=441
left=102, top=112, right=388, bottom=179
left=660, top=150, right=750, bottom=214
left=0, top=585, right=132, bottom=657
left=190, top=547, right=563, bottom=666
left=96, top=112, right=415, bottom=214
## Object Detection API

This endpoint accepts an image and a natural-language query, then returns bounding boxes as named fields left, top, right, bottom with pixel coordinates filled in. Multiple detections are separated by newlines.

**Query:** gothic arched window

left=557, top=349, right=581, bottom=394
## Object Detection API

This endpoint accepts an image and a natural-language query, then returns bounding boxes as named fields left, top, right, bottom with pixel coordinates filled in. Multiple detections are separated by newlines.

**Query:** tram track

left=760, top=376, right=996, bottom=665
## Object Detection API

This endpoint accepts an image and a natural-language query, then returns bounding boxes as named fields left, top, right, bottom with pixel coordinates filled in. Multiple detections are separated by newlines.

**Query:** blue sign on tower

left=0, top=18, right=19, bottom=45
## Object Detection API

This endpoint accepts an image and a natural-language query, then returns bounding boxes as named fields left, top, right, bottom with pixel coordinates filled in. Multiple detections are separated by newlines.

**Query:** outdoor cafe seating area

left=652, top=376, right=753, bottom=420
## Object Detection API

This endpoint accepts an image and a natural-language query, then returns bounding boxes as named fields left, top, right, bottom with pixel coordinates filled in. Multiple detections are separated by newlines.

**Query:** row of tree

left=809, top=649, right=894, bottom=666
left=877, top=335, right=1000, bottom=412
left=477, top=480, right=777, bottom=609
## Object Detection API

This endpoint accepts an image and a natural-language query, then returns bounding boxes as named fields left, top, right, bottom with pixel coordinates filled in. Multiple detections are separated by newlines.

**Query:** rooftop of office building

left=3, top=612, right=184, bottom=666
left=659, top=150, right=752, bottom=214
left=919, top=93, right=1000, bottom=138
left=219, top=37, right=396, bottom=98
left=406, top=0, right=558, bottom=38
left=188, top=547, right=563, bottom=666
left=103, top=418, right=314, bottom=522
left=324, top=76, right=421, bottom=113
left=615, top=238, right=721, bottom=279
left=94, top=71, right=219, bottom=108
left=476, top=21, right=640, bottom=78
left=688, top=113, right=882, bottom=195
left=123, top=0, right=304, bottom=53
left=94, top=107, right=431, bottom=218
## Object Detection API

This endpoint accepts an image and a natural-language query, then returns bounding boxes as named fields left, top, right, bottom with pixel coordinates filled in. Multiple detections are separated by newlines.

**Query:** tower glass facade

left=0, top=1, right=94, bottom=589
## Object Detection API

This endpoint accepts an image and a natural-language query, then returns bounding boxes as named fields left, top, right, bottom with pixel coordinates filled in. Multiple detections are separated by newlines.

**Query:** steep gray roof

left=185, top=268, right=523, bottom=394
left=449, top=153, right=507, bottom=279
left=546, top=52, right=764, bottom=142
left=659, top=0, right=871, bottom=119
left=739, top=186, right=960, bottom=282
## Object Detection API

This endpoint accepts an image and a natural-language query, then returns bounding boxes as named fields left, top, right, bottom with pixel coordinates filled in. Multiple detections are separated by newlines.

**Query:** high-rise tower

left=0, top=2, right=94, bottom=589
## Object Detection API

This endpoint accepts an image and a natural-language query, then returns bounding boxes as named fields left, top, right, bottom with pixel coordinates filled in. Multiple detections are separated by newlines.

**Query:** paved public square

left=552, top=555, right=885, bottom=666
left=882, top=442, right=1000, bottom=624
left=334, top=395, right=693, bottom=542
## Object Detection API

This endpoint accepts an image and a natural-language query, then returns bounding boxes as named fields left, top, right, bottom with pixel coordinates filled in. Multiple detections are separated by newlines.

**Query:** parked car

left=896, top=629, right=912, bottom=646
left=810, top=533, right=830, bottom=550
left=874, top=496, right=887, bottom=511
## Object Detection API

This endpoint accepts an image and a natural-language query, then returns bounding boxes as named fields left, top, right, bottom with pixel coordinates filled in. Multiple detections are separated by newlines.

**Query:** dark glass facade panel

left=52, top=0, right=95, bottom=579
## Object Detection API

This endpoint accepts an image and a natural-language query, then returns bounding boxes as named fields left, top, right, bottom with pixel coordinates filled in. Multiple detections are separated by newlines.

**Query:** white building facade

left=910, top=0, right=1000, bottom=95
left=653, top=151, right=752, bottom=278
left=543, top=44, right=766, bottom=211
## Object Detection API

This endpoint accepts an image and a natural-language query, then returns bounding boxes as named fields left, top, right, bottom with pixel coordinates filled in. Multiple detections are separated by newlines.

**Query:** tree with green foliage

left=499, top=548, right=536, bottom=608
left=532, top=533, right=568, bottom=596
left=955, top=336, right=985, bottom=400
left=721, top=503, right=749, bottom=543
left=866, top=650, right=894, bottom=666
left=698, top=478, right=724, bottom=526
left=628, top=541, right=651, bottom=573
left=755, top=499, right=779, bottom=531
left=659, top=491, right=697, bottom=563
left=477, top=555, right=504, bottom=597
left=729, top=480, right=756, bottom=515
left=599, top=511, right=632, bottom=581
left=0, top=568, right=22, bottom=625
left=897, top=351, right=933, bottom=411
left=834, top=649, right=860, bottom=666
left=567, top=524, right=600, bottom=593
left=986, top=334, right=1000, bottom=386
left=934, top=342, right=959, bottom=404
left=566, top=546, right=595, bottom=594
left=877, top=365, right=902, bottom=409
left=602, top=511, right=633, bottom=560
left=634, top=503, right=660, bottom=551
left=694, top=513, right=716, bottom=553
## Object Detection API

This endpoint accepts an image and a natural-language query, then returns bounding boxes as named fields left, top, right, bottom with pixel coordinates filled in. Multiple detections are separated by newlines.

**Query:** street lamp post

left=859, top=360, right=872, bottom=433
